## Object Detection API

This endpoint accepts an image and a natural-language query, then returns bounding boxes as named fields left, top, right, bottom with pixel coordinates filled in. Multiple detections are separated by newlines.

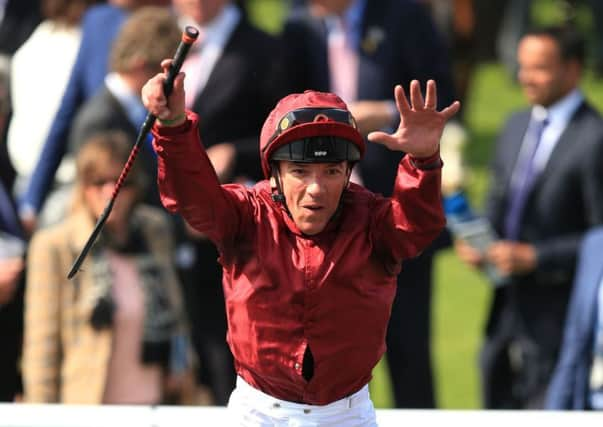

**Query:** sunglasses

left=88, top=176, right=134, bottom=189
left=265, top=108, right=358, bottom=151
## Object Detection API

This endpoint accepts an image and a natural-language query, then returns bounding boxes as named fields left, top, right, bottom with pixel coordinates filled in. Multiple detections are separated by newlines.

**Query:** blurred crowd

left=1, top=0, right=603, bottom=411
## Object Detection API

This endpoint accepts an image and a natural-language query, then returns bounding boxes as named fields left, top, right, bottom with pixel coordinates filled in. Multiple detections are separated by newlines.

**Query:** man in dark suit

left=167, top=0, right=290, bottom=405
left=282, top=0, right=456, bottom=408
left=0, top=0, right=41, bottom=191
left=67, top=7, right=181, bottom=208
left=456, top=26, right=603, bottom=408
left=546, top=227, right=603, bottom=410
left=0, top=181, right=25, bottom=402
left=0, top=179, right=25, bottom=402
left=0, top=64, right=25, bottom=402
left=177, top=0, right=288, bottom=181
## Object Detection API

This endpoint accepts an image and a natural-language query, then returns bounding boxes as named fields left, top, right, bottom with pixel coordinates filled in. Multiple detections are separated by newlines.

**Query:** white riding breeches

left=227, top=376, right=378, bottom=426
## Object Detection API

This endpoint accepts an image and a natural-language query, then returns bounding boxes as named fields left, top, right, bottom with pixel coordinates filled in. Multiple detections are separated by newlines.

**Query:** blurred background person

left=455, top=26, right=603, bottom=409
left=0, top=216, right=24, bottom=402
left=175, top=0, right=288, bottom=180
left=0, top=57, right=25, bottom=403
left=423, top=0, right=475, bottom=123
left=546, top=227, right=603, bottom=410
left=67, top=6, right=181, bottom=211
left=7, top=0, right=102, bottom=203
left=496, top=0, right=603, bottom=78
left=0, top=0, right=41, bottom=194
left=0, top=57, right=14, bottom=211
left=169, top=0, right=289, bottom=405
left=0, top=1, right=40, bottom=402
left=22, top=131, right=189, bottom=404
left=281, top=0, right=457, bottom=408
left=17, top=0, right=170, bottom=235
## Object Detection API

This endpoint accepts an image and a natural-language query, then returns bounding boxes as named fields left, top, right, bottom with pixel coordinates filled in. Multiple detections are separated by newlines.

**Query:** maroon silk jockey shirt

left=152, top=112, right=445, bottom=405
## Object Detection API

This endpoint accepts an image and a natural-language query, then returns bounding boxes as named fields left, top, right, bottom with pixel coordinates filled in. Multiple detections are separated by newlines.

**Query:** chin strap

left=271, top=193, right=286, bottom=203
left=270, top=164, right=287, bottom=204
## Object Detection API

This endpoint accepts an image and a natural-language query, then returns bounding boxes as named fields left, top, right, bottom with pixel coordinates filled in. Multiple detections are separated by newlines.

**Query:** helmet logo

left=278, top=113, right=331, bottom=133
left=314, top=151, right=328, bottom=156
left=279, top=117, right=290, bottom=131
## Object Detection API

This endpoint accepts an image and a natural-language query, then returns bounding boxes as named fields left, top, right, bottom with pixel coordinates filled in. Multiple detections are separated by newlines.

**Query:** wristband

left=410, top=157, right=443, bottom=170
left=157, top=113, right=186, bottom=127
left=409, top=151, right=443, bottom=170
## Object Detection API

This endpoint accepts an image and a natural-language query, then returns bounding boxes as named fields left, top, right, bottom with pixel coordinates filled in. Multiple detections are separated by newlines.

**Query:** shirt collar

left=105, top=72, right=146, bottom=127
left=532, top=88, right=584, bottom=126
left=325, top=0, right=366, bottom=48
left=178, top=3, right=241, bottom=50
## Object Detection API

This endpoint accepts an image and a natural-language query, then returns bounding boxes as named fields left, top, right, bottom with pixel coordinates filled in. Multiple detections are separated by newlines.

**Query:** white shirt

left=179, top=4, right=240, bottom=107
left=105, top=72, right=147, bottom=128
left=530, top=89, right=584, bottom=174
left=7, top=21, right=81, bottom=188
left=324, top=0, right=364, bottom=105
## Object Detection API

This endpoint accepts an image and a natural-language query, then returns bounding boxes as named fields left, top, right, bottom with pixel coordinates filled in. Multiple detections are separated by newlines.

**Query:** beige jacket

left=22, top=206, right=185, bottom=403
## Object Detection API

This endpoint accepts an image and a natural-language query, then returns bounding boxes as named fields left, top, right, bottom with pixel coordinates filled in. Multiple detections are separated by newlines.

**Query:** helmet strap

left=270, top=163, right=287, bottom=205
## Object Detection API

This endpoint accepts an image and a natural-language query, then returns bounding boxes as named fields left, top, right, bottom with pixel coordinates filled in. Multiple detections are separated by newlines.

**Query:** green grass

left=246, top=0, right=603, bottom=409
left=246, top=0, right=288, bottom=34
left=432, top=251, right=490, bottom=408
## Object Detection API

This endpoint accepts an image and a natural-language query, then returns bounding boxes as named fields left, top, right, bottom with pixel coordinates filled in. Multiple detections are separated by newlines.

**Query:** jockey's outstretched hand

left=368, top=80, right=460, bottom=158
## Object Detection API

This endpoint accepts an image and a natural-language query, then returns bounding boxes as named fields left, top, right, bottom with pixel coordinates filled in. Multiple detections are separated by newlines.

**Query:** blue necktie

left=0, top=182, right=22, bottom=238
left=504, top=116, right=549, bottom=240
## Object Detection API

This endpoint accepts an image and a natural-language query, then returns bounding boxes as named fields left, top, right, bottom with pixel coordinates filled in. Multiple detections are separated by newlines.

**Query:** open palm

left=368, top=80, right=460, bottom=158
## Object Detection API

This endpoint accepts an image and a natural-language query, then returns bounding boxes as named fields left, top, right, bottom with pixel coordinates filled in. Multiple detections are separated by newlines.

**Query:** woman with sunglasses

left=142, top=59, right=459, bottom=425
left=22, top=131, right=188, bottom=404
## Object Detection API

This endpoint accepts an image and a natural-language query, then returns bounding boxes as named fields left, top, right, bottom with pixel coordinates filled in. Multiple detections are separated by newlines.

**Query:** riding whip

left=67, top=26, right=200, bottom=279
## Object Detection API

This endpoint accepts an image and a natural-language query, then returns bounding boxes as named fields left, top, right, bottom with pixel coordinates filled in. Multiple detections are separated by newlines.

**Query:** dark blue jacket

left=546, top=227, right=603, bottom=409
left=282, top=0, right=455, bottom=197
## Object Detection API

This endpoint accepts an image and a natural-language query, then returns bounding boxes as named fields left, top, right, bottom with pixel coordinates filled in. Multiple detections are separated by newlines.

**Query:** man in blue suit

left=456, top=26, right=603, bottom=408
left=546, top=227, right=603, bottom=410
left=18, top=0, right=169, bottom=233
left=282, top=0, right=456, bottom=408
